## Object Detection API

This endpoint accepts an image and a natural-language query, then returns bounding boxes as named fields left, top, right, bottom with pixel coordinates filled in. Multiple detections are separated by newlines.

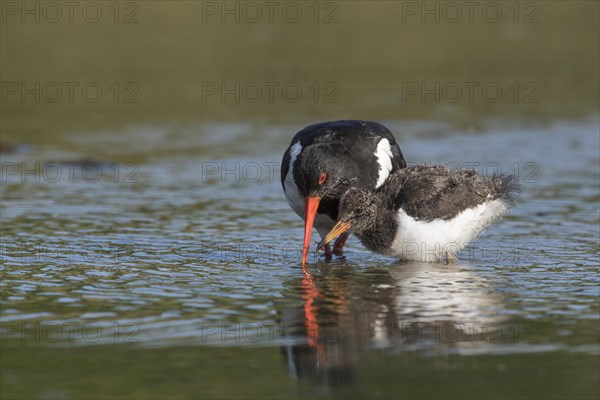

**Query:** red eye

left=318, top=172, right=327, bottom=185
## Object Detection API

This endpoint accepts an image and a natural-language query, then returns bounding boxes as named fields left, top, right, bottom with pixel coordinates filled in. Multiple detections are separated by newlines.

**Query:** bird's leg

left=332, top=232, right=349, bottom=257
left=323, top=243, right=333, bottom=261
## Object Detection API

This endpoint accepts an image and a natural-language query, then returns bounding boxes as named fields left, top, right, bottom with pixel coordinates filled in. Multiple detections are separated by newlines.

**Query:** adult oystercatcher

left=281, top=120, right=406, bottom=267
left=318, top=164, right=518, bottom=263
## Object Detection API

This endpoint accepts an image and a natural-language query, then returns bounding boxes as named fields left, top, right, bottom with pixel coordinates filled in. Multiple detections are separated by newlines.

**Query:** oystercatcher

left=318, top=165, right=518, bottom=263
left=281, top=120, right=406, bottom=267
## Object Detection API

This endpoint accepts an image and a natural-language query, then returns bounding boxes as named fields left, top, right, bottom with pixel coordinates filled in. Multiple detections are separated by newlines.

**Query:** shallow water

left=2, top=118, right=599, bottom=398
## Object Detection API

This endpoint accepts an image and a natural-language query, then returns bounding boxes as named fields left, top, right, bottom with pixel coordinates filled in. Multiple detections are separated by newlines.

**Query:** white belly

left=387, top=199, right=510, bottom=262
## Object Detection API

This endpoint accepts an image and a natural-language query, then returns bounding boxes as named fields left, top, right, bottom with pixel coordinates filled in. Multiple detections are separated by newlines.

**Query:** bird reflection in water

left=276, top=261, right=506, bottom=387
left=278, top=268, right=361, bottom=386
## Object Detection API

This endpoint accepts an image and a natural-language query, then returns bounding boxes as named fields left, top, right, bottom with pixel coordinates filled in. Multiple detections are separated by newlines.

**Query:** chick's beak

left=317, top=220, right=351, bottom=251
left=301, top=197, right=320, bottom=267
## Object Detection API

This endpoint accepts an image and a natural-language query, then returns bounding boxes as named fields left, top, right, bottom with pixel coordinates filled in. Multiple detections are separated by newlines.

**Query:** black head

left=338, top=188, right=380, bottom=232
left=294, top=144, right=355, bottom=200
left=316, top=187, right=382, bottom=251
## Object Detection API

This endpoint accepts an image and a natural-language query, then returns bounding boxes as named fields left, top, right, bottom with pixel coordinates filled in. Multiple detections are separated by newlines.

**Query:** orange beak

left=302, top=196, right=320, bottom=267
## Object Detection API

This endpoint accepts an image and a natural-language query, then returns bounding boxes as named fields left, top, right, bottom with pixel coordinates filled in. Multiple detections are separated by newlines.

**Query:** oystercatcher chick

left=281, top=120, right=406, bottom=267
left=318, top=165, right=519, bottom=263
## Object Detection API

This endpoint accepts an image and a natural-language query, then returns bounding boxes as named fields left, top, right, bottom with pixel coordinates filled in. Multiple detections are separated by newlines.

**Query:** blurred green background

left=2, top=0, right=598, bottom=146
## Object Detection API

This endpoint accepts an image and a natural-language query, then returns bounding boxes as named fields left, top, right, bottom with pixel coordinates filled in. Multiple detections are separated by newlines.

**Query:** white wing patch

left=283, top=142, right=304, bottom=218
left=375, top=138, right=394, bottom=188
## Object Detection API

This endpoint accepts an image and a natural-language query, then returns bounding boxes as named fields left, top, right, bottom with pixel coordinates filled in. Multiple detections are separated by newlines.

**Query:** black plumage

left=383, top=164, right=518, bottom=222
left=319, top=164, right=519, bottom=262
left=281, top=120, right=406, bottom=265
left=281, top=120, right=406, bottom=221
